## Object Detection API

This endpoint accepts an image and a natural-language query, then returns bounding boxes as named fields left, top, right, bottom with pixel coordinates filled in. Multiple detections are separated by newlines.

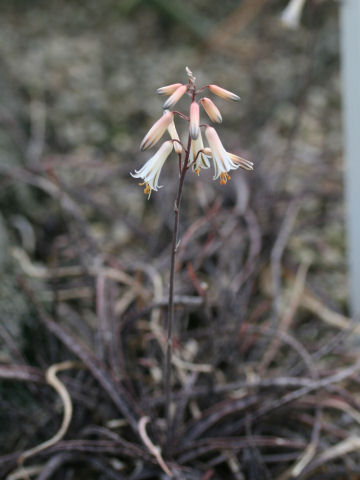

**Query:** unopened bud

left=208, top=84, right=240, bottom=102
left=200, top=97, right=222, bottom=123
left=189, top=102, right=200, bottom=140
left=157, top=83, right=183, bottom=95
left=163, top=84, right=187, bottom=110
left=140, top=111, right=174, bottom=151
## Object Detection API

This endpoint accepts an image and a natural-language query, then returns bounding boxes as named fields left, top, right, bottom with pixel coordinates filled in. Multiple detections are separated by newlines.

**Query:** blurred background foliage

left=0, top=0, right=343, bottom=302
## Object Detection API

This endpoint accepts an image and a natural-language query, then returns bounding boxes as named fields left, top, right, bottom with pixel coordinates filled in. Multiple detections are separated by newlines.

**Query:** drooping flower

left=200, top=97, right=222, bottom=123
left=205, top=126, right=242, bottom=184
left=157, top=83, right=183, bottom=95
left=131, top=141, right=174, bottom=197
left=188, top=130, right=210, bottom=175
left=189, top=102, right=200, bottom=140
left=163, top=84, right=188, bottom=110
left=140, top=111, right=174, bottom=151
left=208, top=84, right=240, bottom=102
left=280, top=0, right=307, bottom=29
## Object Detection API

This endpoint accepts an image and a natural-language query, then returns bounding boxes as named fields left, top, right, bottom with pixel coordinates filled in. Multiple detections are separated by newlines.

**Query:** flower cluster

left=131, top=67, right=253, bottom=198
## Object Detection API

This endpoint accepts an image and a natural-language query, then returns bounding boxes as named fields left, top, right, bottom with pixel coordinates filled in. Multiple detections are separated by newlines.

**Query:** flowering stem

left=165, top=133, right=191, bottom=446
left=165, top=89, right=195, bottom=447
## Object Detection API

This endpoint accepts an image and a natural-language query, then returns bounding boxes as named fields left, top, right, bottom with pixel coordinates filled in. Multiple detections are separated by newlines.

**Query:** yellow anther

left=194, top=167, right=201, bottom=176
left=220, top=172, right=231, bottom=185
left=138, top=182, right=152, bottom=199
left=143, top=183, right=152, bottom=199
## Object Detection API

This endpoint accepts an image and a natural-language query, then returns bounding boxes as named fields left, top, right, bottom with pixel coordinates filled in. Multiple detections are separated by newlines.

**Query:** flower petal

left=208, top=84, right=240, bottom=102
left=131, top=141, right=174, bottom=191
left=167, top=115, right=182, bottom=154
left=162, top=84, right=188, bottom=110
left=205, top=126, right=239, bottom=180
left=228, top=153, right=254, bottom=171
left=202, top=147, right=212, bottom=157
left=200, top=97, right=222, bottom=123
left=189, top=131, right=210, bottom=173
left=157, top=83, right=183, bottom=95
left=140, top=111, right=174, bottom=151
left=189, top=102, right=200, bottom=140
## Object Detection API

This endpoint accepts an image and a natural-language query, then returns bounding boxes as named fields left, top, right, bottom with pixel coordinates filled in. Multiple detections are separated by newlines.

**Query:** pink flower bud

left=140, top=111, right=174, bottom=151
left=200, top=97, right=222, bottom=123
left=162, top=84, right=187, bottom=110
left=157, top=83, right=183, bottom=95
left=208, top=84, right=240, bottom=102
left=189, top=102, right=200, bottom=140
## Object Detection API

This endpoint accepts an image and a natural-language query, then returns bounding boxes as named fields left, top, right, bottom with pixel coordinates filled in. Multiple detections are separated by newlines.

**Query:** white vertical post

left=341, top=0, right=360, bottom=316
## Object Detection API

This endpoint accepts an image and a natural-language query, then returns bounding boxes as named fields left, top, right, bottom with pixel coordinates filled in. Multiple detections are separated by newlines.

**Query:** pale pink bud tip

left=200, top=97, right=222, bottom=123
left=162, top=84, right=187, bottom=110
left=140, top=111, right=174, bottom=151
left=157, top=83, right=183, bottom=95
left=189, top=102, right=200, bottom=140
left=208, top=84, right=240, bottom=102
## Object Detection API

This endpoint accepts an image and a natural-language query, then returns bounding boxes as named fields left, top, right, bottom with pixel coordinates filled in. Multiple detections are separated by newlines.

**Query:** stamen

left=139, top=182, right=152, bottom=199
left=194, top=167, right=201, bottom=176
left=144, top=183, right=152, bottom=198
left=220, top=172, right=231, bottom=185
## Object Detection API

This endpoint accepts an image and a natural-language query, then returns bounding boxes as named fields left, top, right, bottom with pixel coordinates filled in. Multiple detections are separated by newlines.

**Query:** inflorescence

left=131, top=67, right=253, bottom=198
